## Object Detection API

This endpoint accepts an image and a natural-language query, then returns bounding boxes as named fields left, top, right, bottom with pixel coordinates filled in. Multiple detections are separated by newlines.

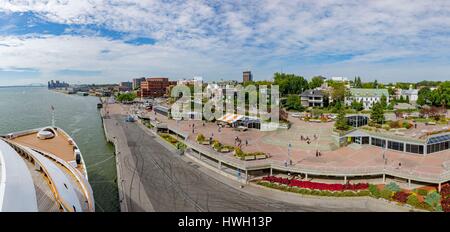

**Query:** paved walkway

left=145, top=111, right=450, bottom=185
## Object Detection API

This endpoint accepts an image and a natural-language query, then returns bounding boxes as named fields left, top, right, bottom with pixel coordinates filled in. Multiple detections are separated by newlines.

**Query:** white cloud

left=1, top=0, right=450, bottom=84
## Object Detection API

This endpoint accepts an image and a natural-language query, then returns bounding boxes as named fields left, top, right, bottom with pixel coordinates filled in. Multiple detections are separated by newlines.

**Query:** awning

left=217, top=113, right=244, bottom=124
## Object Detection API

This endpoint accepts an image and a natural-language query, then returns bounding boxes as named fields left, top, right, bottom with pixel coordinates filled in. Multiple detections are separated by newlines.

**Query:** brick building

left=140, top=77, right=170, bottom=98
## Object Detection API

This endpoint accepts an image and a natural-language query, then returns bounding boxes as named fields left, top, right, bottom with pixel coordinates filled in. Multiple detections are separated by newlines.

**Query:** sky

left=1, top=0, right=450, bottom=86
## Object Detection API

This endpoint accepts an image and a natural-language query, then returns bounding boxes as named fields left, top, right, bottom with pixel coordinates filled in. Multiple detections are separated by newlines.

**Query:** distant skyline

left=1, top=1, right=450, bottom=86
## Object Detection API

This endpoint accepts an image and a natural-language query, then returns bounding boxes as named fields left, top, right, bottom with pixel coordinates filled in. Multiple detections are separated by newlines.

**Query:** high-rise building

left=132, top=77, right=146, bottom=90
left=140, top=77, right=170, bottom=98
left=119, top=81, right=132, bottom=91
left=243, top=71, right=253, bottom=82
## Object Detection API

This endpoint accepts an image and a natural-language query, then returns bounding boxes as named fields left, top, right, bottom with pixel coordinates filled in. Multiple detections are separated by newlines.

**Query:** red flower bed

left=393, top=191, right=410, bottom=203
left=262, top=176, right=368, bottom=191
left=441, top=197, right=450, bottom=212
left=440, top=183, right=450, bottom=197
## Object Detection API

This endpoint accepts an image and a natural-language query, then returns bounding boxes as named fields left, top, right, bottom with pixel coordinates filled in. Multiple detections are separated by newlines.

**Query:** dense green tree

left=417, top=87, right=432, bottom=106
left=285, top=95, right=304, bottom=111
left=351, top=99, right=364, bottom=111
left=309, top=76, right=325, bottom=89
left=335, top=108, right=349, bottom=131
left=116, top=92, right=137, bottom=102
left=380, top=94, right=387, bottom=109
left=370, top=102, right=385, bottom=125
left=353, top=76, right=363, bottom=88
left=330, top=82, right=348, bottom=102
left=273, top=72, right=309, bottom=96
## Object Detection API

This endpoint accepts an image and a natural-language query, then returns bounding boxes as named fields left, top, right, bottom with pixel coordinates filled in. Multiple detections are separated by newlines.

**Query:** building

left=119, top=81, right=133, bottom=92
left=342, top=128, right=450, bottom=155
left=300, top=90, right=325, bottom=107
left=398, top=85, right=419, bottom=102
left=177, top=76, right=203, bottom=86
left=132, top=77, right=146, bottom=90
left=346, top=88, right=389, bottom=110
left=47, top=80, right=69, bottom=89
left=140, top=77, right=170, bottom=98
left=330, top=76, right=348, bottom=82
left=243, top=71, right=253, bottom=82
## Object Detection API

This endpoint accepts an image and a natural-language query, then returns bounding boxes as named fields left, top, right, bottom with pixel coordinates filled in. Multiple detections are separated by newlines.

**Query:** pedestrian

left=399, top=162, right=402, bottom=168
left=203, top=121, right=205, bottom=127
left=289, top=159, right=293, bottom=166
left=245, top=139, right=248, bottom=146
left=284, top=160, right=288, bottom=167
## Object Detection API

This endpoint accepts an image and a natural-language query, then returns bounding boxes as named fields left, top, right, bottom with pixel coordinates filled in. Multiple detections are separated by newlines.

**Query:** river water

left=0, top=87, right=119, bottom=212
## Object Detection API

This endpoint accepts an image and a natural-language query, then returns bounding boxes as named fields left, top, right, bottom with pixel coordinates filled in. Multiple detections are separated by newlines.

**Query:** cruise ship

left=0, top=126, right=95, bottom=212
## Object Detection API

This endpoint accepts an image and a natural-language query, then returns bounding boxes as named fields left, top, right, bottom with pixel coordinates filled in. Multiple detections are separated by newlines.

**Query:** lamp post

left=288, top=143, right=292, bottom=166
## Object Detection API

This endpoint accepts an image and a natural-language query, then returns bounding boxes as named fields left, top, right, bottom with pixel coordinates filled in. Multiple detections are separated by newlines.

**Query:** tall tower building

left=243, top=71, right=253, bottom=82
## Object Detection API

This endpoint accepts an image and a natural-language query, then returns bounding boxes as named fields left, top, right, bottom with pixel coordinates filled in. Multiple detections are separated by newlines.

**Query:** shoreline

left=99, top=98, right=127, bottom=212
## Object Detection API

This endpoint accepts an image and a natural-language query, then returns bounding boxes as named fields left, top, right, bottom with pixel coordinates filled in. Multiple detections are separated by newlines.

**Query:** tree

left=309, top=76, right=325, bottom=89
left=330, top=82, right=348, bottom=103
left=380, top=94, right=387, bottom=109
left=351, top=99, right=364, bottom=111
left=116, top=92, right=137, bottom=102
left=370, top=102, right=385, bottom=125
left=273, top=72, right=309, bottom=96
left=353, top=76, right=362, bottom=88
left=285, top=95, right=304, bottom=111
left=335, top=108, right=349, bottom=131
left=417, top=87, right=431, bottom=106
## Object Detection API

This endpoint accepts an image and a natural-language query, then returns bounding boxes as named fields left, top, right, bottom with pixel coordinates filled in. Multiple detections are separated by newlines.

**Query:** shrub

left=357, top=190, right=370, bottom=196
left=196, top=134, right=205, bottom=143
left=380, top=189, right=393, bottom=200
left=385, top=182, right=401, bottom=192
left=343, top=191, right=356, bottom=197
left=369, top=184, right=380, bottom=198
left=406, top=194, right=420, bottom=208
left=424, top=192, right=441, bottom=209
left=417, top=189, right=428, bottom=196
left=393, top=191, right=410, bottom=203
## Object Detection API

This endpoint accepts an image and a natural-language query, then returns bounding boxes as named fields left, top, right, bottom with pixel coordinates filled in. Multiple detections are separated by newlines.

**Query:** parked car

left=291, top=112, right=301, bottom=118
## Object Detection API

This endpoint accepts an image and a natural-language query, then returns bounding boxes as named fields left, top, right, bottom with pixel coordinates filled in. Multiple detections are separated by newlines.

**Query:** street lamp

left=288, top=143, right=292, bottom=166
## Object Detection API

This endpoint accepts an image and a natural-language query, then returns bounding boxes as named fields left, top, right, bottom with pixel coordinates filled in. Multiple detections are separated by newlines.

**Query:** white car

left=291, top=112, right=301, bottom=118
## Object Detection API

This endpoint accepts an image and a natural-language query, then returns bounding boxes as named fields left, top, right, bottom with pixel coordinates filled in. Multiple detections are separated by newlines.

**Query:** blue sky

left=1, top=0, right=450, bottom=86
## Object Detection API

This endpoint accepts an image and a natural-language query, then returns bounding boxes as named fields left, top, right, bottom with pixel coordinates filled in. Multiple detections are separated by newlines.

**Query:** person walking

left=245, top=139, right=248, bottom=146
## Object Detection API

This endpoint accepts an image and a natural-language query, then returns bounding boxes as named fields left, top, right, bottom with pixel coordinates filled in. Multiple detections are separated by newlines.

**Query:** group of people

left=300, top=134, right=318, bottom=145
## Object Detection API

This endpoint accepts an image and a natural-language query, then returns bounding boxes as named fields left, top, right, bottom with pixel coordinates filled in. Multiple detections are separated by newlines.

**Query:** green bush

left=417, top=189, right=428, bottom=196
left=196, top=134, right=205, bottom=143
left=380, top=189, right=393, bottom=200
left=369, top=184, right=381, bottom=198
left=357, top=190, right=370, bottom=196
left=385, top=182, right=401, bottom=192
left=311, top=190, right=321, bottom=195
left=406, top=194, right=420, bottom=207
left=424, top=191, right=441, bottom=209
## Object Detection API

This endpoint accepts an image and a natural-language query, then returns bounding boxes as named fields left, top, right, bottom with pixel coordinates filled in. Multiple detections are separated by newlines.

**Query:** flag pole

left=51, top=105, right=55, bottom=127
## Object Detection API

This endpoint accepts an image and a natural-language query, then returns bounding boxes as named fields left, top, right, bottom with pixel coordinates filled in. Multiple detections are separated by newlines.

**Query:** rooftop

left=350, top=88, right=389, bottom=98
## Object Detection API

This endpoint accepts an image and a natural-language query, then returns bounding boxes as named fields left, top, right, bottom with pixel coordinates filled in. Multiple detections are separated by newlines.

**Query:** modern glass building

left=343, top=130, right=450, bottom=155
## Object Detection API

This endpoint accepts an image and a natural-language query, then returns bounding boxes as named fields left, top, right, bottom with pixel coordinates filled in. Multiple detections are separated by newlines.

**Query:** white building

left=398, top=85, right=419, bottom=102
left=331, top=76, right=349, bottom=82
left=346, top=88, right=390, bottom=110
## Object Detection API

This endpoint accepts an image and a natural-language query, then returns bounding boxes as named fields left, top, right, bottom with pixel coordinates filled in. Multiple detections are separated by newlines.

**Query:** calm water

left=0, top=87, right=119, bottom=212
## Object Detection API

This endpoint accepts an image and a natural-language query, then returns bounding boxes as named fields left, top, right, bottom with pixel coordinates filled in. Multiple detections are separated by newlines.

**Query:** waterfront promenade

left=147, top=112, right=450, bottom=189
left=101, top=102, right=411, bottom=211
